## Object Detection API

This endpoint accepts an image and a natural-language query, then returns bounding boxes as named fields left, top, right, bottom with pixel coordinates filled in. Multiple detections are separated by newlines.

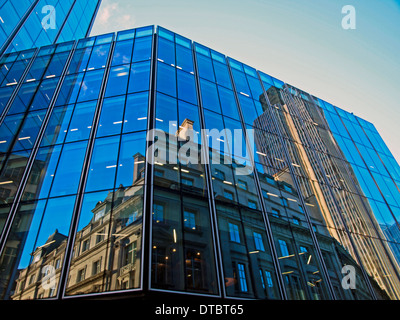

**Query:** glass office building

left=0, top=0, right=102, bottom=55
left=0, top=25, right=400, bottom=301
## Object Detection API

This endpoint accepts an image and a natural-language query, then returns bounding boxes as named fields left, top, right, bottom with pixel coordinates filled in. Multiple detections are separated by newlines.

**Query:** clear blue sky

left=91, top=0, right=400, bottom=163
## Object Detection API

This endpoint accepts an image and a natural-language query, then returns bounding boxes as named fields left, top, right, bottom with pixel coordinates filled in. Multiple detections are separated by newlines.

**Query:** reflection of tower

left=175, top=118, right=194, bottom=140
left=269, top=84, right=400, bottom=299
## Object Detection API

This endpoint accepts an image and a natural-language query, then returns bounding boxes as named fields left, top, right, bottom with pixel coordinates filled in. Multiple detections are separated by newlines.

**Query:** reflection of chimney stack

left=133, top=153, right=145, bottom=184
left=175, top=118, right=194, bottom=141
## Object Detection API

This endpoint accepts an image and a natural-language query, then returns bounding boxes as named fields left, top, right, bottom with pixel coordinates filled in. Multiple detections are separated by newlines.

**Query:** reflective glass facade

left=0, top=25, right=400, bottom=301
left=0, top=0, right=101, bottom=55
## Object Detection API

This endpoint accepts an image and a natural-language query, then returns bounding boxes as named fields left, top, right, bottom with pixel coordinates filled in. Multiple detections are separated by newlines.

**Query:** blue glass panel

left=55, top=73, right=84, bottom=106
left=87, top=45, right=111, bottom=70
left=178, top=100, right=202, bottom=134
left=231, top=69, right=251, bottom=97
left=176, top=45, right=194, bottom=73
left=158, top=37, right=175, bottom=66
left=247, top=76, right=264, bottom=100
left=117, top=29, right=135, bottom=41
left=213, top=61, right=232, bottom=89
left=238, top=95, right=258, bottom=126
left=158, top=27, right=174, bottom=41
left=132, top=36, right=152, bottom=62
left=77, top=69, right=104, bottom=102
left=135, top=26, right=153, bottom=38
left=155, top=92, right=177, bottom=133
left=196, top=54, right=215, bottom=82
left=40, top=105, right=74, bottom=146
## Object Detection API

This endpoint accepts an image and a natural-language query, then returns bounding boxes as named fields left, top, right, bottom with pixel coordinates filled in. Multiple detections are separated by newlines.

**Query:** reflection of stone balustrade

left=119, top=263, right=135, bottom=276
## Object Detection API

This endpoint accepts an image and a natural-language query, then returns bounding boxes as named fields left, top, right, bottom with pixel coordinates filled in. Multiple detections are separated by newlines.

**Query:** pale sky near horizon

left=91, top=0, right=400, bottom=164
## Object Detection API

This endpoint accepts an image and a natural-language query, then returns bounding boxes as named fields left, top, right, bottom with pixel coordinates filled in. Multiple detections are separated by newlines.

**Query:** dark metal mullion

left=310, top=96, right=400, bottom=298
left=259, top=80, right=337, bottom=300
left=192, top=46, right=226, bottom=298
left=282, top=85, right=377, bottom=299
left=224, top=60, right=286, bottom=300
left=59, top=39, right=116, bottom=299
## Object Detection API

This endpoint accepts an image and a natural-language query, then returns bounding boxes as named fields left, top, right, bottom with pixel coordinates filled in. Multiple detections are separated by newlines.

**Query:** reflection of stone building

left=11, top=176, right=145, bottom=299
